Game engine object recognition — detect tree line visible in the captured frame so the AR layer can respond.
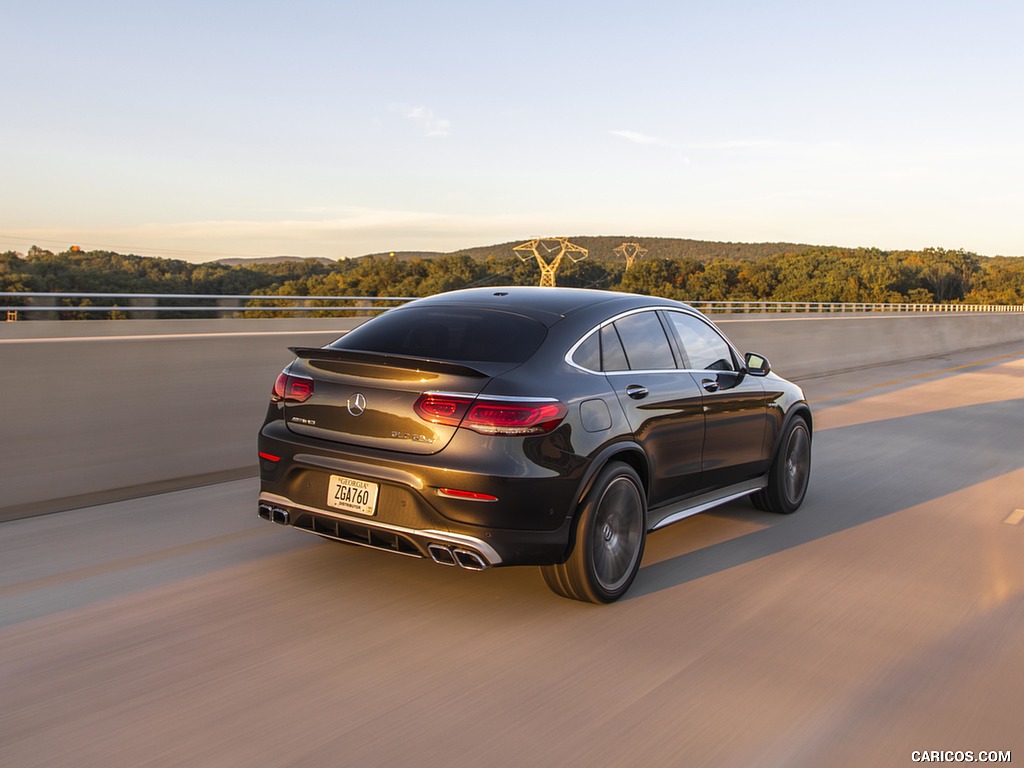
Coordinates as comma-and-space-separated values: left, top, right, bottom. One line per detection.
2, 242, 1023, 318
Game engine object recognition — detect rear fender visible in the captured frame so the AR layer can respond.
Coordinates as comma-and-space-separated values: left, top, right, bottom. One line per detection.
552, 442, 648, 563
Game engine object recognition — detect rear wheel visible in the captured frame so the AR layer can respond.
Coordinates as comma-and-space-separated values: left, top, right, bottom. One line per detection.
752, 415, 811, 514
541, 462, 646, 603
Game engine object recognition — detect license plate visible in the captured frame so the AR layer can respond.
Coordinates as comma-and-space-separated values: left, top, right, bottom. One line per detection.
327, 475, 378, 516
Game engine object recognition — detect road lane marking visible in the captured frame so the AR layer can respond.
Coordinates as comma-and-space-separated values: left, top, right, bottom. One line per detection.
1004, 509, 1024, 526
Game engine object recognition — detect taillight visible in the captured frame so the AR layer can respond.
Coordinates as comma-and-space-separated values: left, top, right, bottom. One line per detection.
271, 371, 314, 403
414, 394, 473, 425
414, 393, 566, 436
272, 372, 287, 401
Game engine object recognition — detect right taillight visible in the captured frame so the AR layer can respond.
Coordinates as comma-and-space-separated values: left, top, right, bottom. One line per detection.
271, 371, 314, 403
414, 393, 566, 436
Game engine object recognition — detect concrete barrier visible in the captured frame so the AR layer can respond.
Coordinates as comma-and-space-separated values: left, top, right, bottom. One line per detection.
2, 312, 1023, 521
716, 312, 1024, 379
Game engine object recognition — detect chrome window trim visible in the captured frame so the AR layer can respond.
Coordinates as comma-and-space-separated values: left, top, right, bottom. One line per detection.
564, 307, 743, 376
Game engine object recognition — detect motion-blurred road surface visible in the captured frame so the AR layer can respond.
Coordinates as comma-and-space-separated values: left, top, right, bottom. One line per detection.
2, 345, 1022, 767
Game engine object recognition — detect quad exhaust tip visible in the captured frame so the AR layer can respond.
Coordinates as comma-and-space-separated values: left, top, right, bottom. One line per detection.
259, 505, 487, 568
427, 543, 457, 566
258, 504, 290, 525
428, 543, 489, 571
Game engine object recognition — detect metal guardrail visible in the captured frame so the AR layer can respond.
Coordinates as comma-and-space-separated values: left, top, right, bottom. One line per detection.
0, 293, 415, 318
1, 292, 1022, 319
688, 300, 1024, 314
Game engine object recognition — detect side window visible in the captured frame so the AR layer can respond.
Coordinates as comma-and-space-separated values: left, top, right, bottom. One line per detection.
600, 325, 629, 371
612, 312, 676, 371
571, 332, 600, 371
666, 313, 736, 371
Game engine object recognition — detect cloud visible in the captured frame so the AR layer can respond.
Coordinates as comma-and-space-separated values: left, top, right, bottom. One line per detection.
610, 129, 690, 164
0, 208, 564, 261
610, 130, 664, 146
686, 139, 785, 151
401, 106, 451, 138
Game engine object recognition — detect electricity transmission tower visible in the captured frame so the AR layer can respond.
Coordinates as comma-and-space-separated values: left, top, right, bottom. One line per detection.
614, 242, 648, 269
513, 237, 588, 287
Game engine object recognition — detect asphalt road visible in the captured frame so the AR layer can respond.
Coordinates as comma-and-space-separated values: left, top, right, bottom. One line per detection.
2, 344, 1023, 768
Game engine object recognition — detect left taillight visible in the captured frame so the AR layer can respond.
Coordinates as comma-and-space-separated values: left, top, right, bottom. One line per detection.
271, 371, 314, 403
414, 393, 566, 436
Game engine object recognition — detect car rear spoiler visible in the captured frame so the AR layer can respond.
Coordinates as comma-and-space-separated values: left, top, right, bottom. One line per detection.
288, 346, 489, 378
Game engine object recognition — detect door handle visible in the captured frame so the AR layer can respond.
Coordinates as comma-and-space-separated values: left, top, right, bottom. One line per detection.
701, 378, 720, 393
625, 384, 649, 400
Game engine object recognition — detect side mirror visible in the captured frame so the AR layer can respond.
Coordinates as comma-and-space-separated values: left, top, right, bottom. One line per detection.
744, 352, 771, 377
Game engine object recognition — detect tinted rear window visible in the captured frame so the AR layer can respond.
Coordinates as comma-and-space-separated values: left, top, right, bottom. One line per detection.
331, 307, 547, 364
613, 312, 675, 370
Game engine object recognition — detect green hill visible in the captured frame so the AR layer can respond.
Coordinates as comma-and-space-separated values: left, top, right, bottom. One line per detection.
350, 237, 813, 265
3, 240, 1022, 315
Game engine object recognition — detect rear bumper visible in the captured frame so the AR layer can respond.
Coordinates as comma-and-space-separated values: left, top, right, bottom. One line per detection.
258, 419, 582, 566
257, 490, 574, 567
260, 415, 582, 511
259, 491, 503, 568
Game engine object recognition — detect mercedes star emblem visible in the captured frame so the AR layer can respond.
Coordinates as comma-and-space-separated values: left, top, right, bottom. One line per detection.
347, 393, 367, 417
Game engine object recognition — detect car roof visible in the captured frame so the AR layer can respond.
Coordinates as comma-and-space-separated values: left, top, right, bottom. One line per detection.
400, 286, 688, 325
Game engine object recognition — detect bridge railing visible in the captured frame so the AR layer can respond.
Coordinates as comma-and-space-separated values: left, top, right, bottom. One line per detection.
0, 292, 416, 319
2, 292, 1023, 319
688, 300, 1024, 314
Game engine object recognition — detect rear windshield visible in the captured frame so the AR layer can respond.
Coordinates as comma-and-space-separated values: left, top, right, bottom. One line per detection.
331, 307, 547, 364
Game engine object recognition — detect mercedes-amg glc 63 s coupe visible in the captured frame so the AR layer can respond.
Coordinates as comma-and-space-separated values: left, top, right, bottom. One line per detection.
257, 287, 811, 603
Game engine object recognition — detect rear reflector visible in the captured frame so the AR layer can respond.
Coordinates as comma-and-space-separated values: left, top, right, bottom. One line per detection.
415, 393, 566, 436
258, 451, 281, 462
271, 371, 314, 403
438, 488, 499, 502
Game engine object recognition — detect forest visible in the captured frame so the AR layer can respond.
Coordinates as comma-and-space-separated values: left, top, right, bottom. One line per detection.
2, 238, 1024, 319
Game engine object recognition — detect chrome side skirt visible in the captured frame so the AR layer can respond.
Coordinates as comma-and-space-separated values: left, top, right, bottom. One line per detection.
648, 476, 767, 532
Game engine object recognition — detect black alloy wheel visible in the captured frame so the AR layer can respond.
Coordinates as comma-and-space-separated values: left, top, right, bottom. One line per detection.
753, 416, 811, 514
542, 462, 647, 603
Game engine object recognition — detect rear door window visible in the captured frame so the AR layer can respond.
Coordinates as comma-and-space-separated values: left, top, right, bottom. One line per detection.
612, 312, 676, 371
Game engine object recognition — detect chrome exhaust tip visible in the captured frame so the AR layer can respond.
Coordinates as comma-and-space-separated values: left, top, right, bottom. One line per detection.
271, 508, 289, 525
427, 543, 457, 566
258, 503, 273, 521
453, 549, 488, 571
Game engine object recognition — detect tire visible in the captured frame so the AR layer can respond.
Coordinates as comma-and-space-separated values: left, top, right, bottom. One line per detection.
541, 462, 647, 603
752, 415, 811, 514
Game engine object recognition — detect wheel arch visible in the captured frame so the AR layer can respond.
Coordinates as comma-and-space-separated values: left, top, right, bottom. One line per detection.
771, 403, 812, 462
554, 442, 648, 562
573, 442, 649, 509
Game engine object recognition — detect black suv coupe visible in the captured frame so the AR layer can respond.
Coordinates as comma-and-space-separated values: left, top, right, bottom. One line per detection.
257, 287, 811, 602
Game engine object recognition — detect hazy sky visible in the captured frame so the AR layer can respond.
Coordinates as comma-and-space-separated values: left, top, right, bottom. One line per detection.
2, 1, 1022, 262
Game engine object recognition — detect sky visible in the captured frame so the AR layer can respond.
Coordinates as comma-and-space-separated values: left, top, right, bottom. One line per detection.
2, 0, 1023, 262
